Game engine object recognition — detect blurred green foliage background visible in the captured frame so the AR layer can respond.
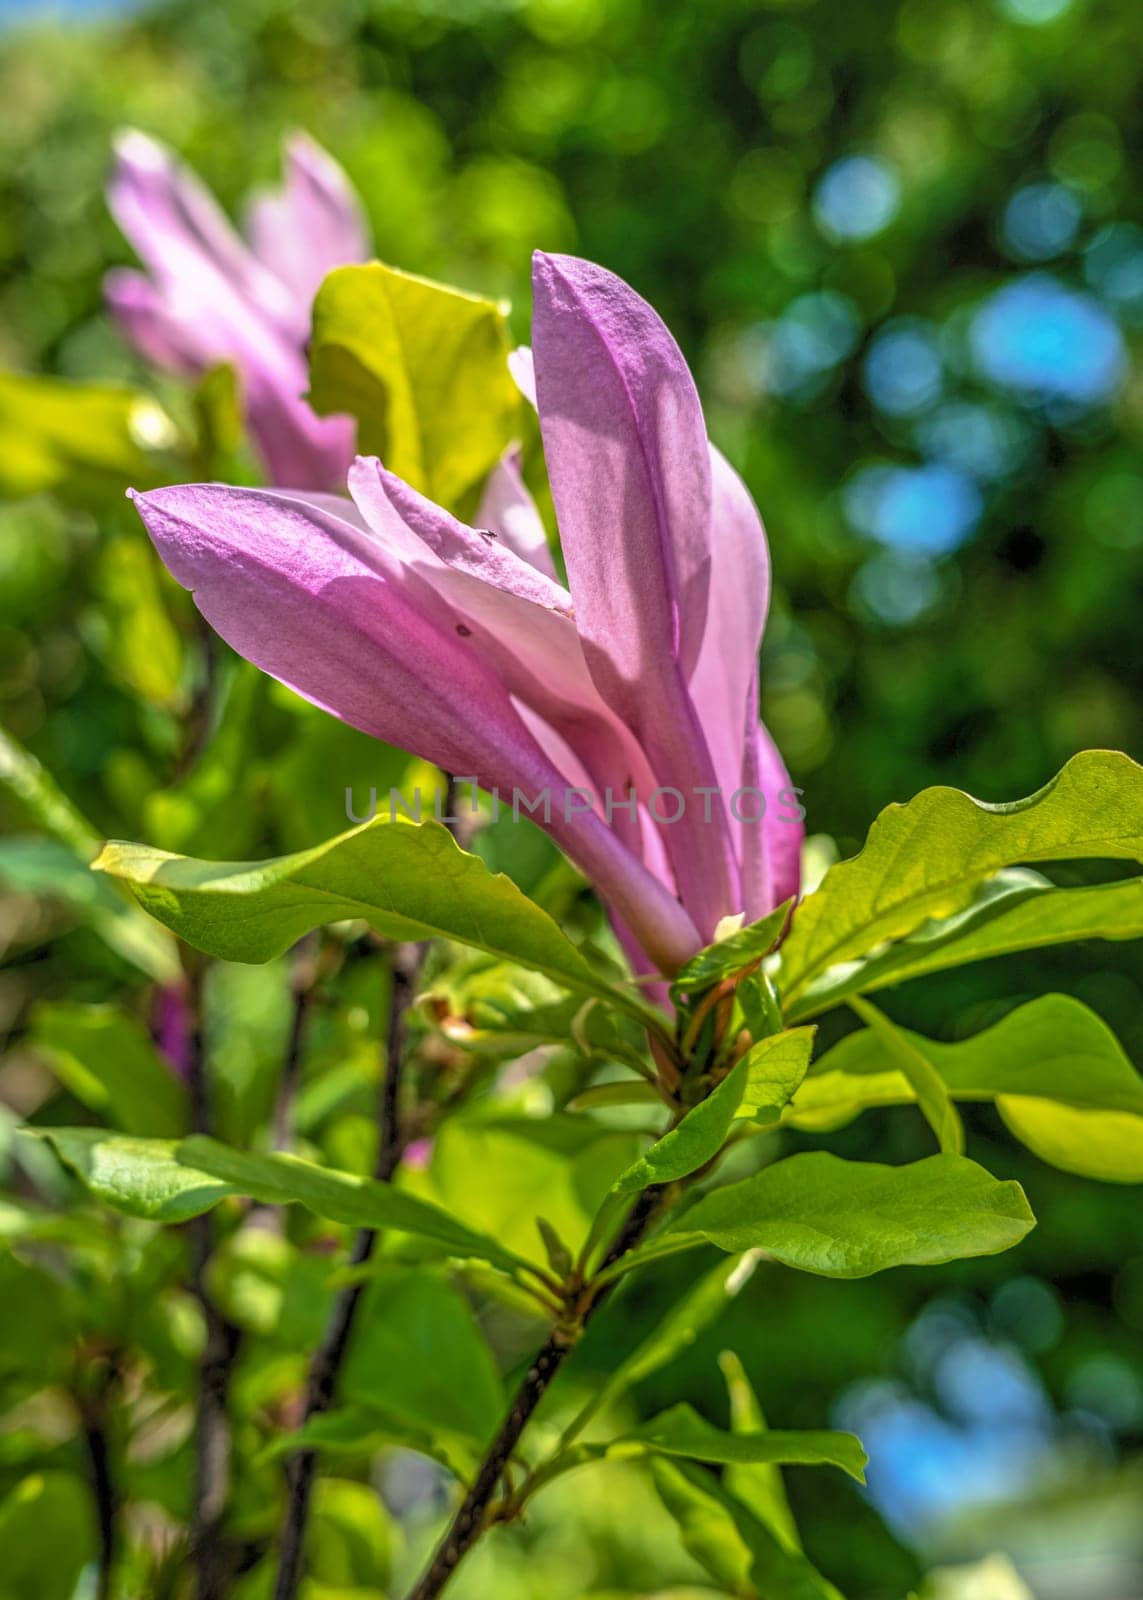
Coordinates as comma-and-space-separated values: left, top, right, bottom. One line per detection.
0, 1, 1140, 1597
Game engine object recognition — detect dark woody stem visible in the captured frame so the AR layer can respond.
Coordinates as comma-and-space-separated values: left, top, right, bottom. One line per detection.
403, 1183, 669, 1600
272, 941, 423, 1600
183, 956, 243, 1600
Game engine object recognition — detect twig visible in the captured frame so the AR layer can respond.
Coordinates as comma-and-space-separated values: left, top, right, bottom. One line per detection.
272, 941, 423, 1600
184, 956, 242, 1600
404, 1185, 668, 1600
77, 1352, 122, 1600
270, 936, 320, 1153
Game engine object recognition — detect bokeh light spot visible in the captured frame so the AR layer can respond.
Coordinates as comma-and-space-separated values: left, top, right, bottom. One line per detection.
998, 0, 1074, 22
1002, 182, 1082, 261
845, 462, 982, 553
863, 320, 943, 415
970, 274, 1126, 405
813, 155, 901, 242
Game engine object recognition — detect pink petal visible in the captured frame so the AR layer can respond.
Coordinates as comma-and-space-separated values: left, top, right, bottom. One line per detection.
106, 130, 356, 492
104, 268, 203, 375
740, 715, 803, 921
349, 458, 660, 865
245, 132, 370, 308
108, 130, 296, 334
130, 481, 701, 974
531, 251, 738, 937
476, 452, 556, 578
508, 346, 536, 407
688, 446, 771, 834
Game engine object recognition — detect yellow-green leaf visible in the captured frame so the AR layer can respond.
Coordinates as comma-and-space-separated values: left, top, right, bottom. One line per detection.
780, 751, 1143, 1010
309, 263, 520, 511
0, 369, 177, 503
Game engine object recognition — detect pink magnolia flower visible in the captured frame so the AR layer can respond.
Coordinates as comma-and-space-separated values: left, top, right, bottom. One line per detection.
106, 130, 369, 491
130, 254, 802, 978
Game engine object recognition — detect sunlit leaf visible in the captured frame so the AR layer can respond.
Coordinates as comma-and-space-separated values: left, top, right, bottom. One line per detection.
93, 818, 661, 1029
671, 901, 793, 997
341, 1269, 504, 1452
786, 872, 1143, 1022
849, 998, 964, 1155
791, 995, 1143, 1181
0, 727, 178, 981
780, 752, 1143, 1010
309, 262, 520, 511
607, 1152, 1034, 1281
410, 1114, 644, 1270
719, 1350, 801, 1552
613, 1030, 814, 1193
0, 369, 177, 503
651, 1458, 845, 1600
33, 1128, 533, 1275
564, 1255, 761, 1444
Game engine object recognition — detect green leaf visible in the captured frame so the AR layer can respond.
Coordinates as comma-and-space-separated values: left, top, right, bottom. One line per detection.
424, 960, 627, 1059
649, 1457, 756, 1596
0, 725, 100, 858
410, 1114, 645, 1270
790, 995, 1143, 1182
209, 1227, 335, 1345
607, 1152, 1035, 1281
32, 1128, 533, 1275
849, 998, 964, 1155
779, 751, 1143, 1009
0, 1472, 97, 1600
563, 1255, 761, 1446
651, 1458, 845, 1600
0, 727, 178, 981
309, 262, 520, 511
533, 1400, 864, 1503
308, 1478, 397, 1592
671, 901, 793, 997
786, 871, 1143, 1022
718, 1350, 801, 1552
262, 1404, 473, 1482
92, 817, 661, 1030
0, 369, 177, 503
0, 835, 179, 981
567, 1081, 663, 1111
31, 1003, 188, 1137
92, 532, 185, 709
341, 1270, 505, 1453
627, 1404, 865, 1480
613, 1030, 815, 1193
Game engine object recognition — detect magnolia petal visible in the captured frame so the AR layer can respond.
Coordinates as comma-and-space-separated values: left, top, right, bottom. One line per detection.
532, 251, 737, 937
108, 130, 295, 333
130, 482, 700, 974
689, 446, 771, 832
104, 268, 203, 375
348, 458, 659, 863
476, 451, 557, 578
245, 132, 369, 307
508, 345, 537, 407
107, 130, 355, 491
350, 457, 571, 615
740, 717, 804, 921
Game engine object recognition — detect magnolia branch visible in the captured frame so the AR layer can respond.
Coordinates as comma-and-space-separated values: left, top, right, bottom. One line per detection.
273, 940, 423, 1600
404, 1183, 668, 1600
183, 956, 243, 1600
